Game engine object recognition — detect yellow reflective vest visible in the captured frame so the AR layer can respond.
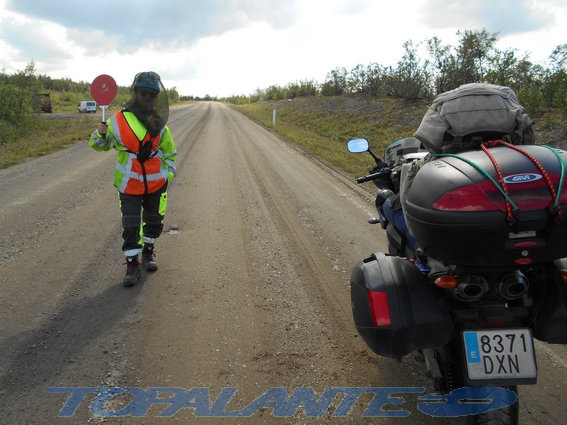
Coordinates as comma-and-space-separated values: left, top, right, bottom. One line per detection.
89, 111, 177, 195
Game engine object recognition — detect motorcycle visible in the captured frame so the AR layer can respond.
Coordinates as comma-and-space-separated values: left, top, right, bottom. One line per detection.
347, 136, 567, 424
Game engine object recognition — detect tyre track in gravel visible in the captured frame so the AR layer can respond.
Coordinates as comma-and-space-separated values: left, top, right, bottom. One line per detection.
228, 111, 354, 327
90, 102, 445, 425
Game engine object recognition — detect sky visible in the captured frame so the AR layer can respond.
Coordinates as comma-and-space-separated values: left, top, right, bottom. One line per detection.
0, 0, 565, 98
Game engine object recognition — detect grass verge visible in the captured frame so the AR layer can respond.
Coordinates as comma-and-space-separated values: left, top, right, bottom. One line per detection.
0, 115, 99, 169
232, 94, 430, 177
2, 97, 564, 177
233, 95, 567, 179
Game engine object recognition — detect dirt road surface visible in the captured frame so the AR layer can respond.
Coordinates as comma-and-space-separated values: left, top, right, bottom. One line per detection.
1, 102, 567, 424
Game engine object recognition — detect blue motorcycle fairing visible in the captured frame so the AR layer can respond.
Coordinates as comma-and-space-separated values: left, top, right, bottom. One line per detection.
383, 196, 418, 249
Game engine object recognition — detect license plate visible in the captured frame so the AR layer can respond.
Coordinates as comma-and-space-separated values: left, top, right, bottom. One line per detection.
463, 329, 537, 383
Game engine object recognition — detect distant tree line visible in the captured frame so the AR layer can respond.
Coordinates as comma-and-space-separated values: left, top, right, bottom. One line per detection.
222, 29, 567, 113
0, 62, 182, 146
1, 29, 565, 147
182, 94, 218, 101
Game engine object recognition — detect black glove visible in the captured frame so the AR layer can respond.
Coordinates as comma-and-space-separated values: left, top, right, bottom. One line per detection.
137, 140, 153, 163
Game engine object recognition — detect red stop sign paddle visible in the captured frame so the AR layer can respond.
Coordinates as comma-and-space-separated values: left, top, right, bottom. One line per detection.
90, 74, 118, 122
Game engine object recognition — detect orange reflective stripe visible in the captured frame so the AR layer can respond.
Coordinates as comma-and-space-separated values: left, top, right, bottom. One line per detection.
114, 112, 159, 152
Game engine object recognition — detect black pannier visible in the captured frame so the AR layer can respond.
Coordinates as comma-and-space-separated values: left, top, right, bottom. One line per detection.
351, 253, 453, 359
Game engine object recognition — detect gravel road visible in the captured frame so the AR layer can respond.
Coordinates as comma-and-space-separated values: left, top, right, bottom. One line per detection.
1, 102, 566, 424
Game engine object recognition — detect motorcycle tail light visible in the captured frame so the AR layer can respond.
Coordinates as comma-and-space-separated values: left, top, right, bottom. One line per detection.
433, 185, 500, 211
435, 275, 458, 288
561, 270, 567, 284
433, 174, 567, 212
367, 290, 391, 327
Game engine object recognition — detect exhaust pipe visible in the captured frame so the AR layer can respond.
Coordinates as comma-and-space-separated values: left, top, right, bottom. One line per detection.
498, 271, 529, 300
454, 276, 489, 302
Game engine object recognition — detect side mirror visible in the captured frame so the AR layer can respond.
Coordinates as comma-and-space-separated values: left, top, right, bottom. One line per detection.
347, 138, 369, 153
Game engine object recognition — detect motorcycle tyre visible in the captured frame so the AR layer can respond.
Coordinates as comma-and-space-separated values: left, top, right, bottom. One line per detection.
438, 344, 520, 425
386, 231, 520, 423
447, 386, 519, 425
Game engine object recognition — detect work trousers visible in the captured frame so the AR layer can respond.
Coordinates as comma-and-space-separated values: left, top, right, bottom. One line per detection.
119, 181, 168, 257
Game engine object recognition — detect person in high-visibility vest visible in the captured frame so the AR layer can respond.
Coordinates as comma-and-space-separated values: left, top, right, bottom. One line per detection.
90, 72, 177, 286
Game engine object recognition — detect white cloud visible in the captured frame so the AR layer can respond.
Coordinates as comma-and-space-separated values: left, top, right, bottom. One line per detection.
336, 0, 369, 15
5, 0, 300, 52
418, 0, 554, 35
411, 0, 566, 64
1, 0, 565, 97
66, 28, 119, 57
0, 9, 73, 70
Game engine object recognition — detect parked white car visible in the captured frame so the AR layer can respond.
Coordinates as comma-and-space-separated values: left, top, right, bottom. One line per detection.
78, 101, 97, 113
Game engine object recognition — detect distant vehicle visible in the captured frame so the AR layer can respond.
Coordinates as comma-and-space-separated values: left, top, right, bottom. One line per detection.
78, 101, 97, 113
40, 93, 52, 113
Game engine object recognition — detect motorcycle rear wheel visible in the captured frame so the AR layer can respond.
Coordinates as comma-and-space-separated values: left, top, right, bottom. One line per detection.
437, 344, 520, 425
447, 386, 518, 425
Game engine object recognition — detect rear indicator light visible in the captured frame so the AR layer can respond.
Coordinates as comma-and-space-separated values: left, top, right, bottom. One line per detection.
435, 275, 458, 288
367, 290, 391, 327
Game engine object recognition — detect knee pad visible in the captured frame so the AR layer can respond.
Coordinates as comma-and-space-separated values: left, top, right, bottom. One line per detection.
142, 211, 164, 238
142, 211, 163, 225
122, 215, 140, 228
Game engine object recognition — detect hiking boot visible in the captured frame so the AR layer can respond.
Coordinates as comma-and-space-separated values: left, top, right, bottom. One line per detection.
123, 255, 141, 286
142, 245, 158, 271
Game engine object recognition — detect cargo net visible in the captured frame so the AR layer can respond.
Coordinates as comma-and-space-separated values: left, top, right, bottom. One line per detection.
431, 140, 565, 227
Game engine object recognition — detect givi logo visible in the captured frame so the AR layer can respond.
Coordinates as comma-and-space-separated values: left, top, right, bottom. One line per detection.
503, 173, 543, 184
